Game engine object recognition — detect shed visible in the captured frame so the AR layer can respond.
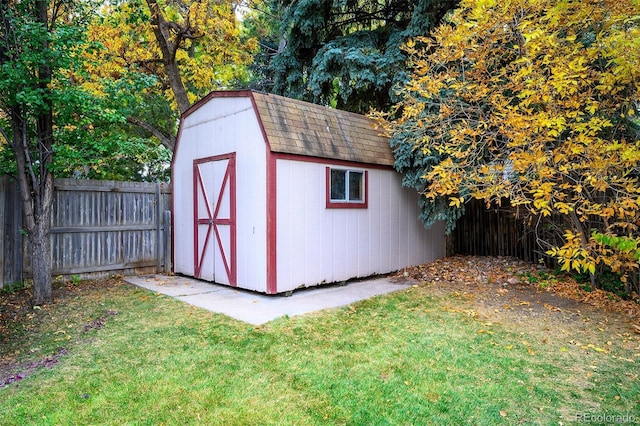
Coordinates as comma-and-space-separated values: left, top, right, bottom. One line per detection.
172, 90, 445, 294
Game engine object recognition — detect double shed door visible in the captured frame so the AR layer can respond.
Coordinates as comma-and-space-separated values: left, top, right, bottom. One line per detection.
193, 153, 237, 286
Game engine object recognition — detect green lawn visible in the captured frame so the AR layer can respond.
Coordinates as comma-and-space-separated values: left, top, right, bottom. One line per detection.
1, 280, 638, 425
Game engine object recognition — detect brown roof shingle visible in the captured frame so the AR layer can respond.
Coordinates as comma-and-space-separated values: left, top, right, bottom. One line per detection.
250, 92, 394, 167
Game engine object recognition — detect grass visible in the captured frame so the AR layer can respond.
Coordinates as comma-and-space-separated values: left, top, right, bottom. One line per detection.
1, 280, 639, 425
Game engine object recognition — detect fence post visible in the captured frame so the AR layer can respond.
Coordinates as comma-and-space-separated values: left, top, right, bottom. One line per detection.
155, 182, 162, 273
0, 176, 4, 289
163, 210, 172, 274
0, 176, 4, 288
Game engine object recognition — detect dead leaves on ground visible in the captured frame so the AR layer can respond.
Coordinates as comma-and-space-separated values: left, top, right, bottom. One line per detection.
401, 256, 640, 362
403, 256, 640, 325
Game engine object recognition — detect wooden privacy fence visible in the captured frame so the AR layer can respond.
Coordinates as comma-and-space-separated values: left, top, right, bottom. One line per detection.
0, 177, 172, 289
451, 198, 543, 263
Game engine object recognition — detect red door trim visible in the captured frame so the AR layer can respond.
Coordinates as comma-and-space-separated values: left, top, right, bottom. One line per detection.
193, 153, 237, 286
265, 151, 277, 294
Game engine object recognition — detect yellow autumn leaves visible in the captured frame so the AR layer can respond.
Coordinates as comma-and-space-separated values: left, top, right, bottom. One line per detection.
82, 0, 256, 111
376, 0, 640, 282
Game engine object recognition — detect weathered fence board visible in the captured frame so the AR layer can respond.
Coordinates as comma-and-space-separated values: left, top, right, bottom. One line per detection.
0, 176, 23, 287
0, 177, 171, 288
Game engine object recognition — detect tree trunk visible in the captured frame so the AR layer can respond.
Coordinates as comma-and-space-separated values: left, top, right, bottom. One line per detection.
146, 0, 192, 116
19, 0, 55, 305
11, 103, 55, 306
30, 220, 52, 305
570, 210, 596, 288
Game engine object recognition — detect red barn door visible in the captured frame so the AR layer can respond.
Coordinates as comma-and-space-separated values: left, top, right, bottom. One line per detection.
193, 154, 236, 286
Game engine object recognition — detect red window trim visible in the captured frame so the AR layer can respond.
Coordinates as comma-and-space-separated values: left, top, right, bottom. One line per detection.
326, 167, 368, 209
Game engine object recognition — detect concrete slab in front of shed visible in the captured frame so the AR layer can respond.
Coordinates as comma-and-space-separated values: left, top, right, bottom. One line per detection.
124, 275, 414, 325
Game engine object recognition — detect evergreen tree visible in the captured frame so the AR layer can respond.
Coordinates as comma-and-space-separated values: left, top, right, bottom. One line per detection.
261, 0, 459, 113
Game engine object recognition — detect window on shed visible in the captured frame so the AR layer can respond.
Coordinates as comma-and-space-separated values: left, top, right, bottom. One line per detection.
326, 167, 367, 209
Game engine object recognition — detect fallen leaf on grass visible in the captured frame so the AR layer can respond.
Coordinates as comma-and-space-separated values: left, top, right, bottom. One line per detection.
543, 303, 561, 312
581, 343, 608, 353
442, 306, 478, 317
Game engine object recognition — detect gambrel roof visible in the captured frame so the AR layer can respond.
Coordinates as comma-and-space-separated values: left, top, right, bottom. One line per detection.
184, 90, 395, 167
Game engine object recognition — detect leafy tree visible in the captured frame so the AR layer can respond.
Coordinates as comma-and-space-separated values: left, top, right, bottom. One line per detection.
264, 0, 459, 113
84, 0, 258, 150
0, 0, 103, 304
375, 0, 640, 291
241, 0, 286, 92
1, 53, 171, 183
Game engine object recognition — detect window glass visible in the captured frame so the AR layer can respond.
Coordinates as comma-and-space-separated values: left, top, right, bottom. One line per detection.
330, 169, 346, 200
329, 168, 365, 205
348, 171, 363, 201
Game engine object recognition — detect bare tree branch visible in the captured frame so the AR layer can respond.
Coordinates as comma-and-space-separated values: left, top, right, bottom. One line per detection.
126, 115, 175, 150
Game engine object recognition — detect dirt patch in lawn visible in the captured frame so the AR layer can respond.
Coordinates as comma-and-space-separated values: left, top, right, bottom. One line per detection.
0, 278, 125, 387
400, 256, 640, 340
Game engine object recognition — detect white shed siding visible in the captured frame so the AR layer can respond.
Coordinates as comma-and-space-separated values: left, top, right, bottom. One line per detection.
174, 90, 445, 294
275, 159, 325, 288
173, 97, 269, 291
275, 158, 445, 292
